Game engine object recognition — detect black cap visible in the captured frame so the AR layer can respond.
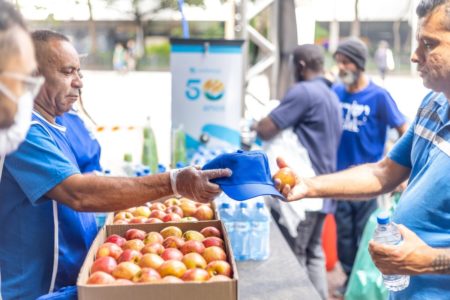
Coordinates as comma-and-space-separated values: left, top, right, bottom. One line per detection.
334, 37, 368, 70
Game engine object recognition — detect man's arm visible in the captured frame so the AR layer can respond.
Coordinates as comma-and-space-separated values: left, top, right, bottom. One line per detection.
369, 225, 450, 275
47, 167, 231, 212
254, 116, 280, 141
277, 156, 411, 202
396, 122, 409, 137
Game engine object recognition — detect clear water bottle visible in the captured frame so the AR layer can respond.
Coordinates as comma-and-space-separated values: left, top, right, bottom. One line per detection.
373, 211, 410, 291
142, 117, 159, 174
122, 153, 134, 177
218, 202, 235, 240
233, 202, 251, 261
250, 202, 270, 260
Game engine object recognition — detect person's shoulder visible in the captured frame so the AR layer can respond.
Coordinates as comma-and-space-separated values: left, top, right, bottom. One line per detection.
419, 91, 446, 108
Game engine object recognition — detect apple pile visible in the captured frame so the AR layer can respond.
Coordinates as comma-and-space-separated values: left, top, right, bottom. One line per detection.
113, 198, 215, 225
87, 225, 233, 285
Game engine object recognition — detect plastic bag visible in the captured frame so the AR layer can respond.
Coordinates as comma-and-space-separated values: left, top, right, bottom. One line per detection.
345, 193, 401, 300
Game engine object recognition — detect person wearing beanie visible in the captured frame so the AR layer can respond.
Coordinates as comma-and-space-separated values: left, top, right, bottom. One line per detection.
254, 44, 342, 299
330, 37, 408, 297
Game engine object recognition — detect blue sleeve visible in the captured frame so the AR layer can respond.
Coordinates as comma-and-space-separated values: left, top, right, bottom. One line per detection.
387, 123, 414, 168
4, 124, 80, 205
269, 84, 310, 129
378, 90, 406, 127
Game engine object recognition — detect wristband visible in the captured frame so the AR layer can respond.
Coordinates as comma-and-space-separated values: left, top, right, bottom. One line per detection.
169, 169, 182, 198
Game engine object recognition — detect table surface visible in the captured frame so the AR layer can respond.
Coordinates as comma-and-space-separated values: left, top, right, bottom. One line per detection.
236, 217, 321, 300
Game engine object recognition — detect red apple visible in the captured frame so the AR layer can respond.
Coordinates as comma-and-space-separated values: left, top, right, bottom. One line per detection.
96, 242, 123, 260
117, 249, 143, 264
181, 268, 210, 282
203, 246, 227, 263
164, 198, 181, 207
160, 226, 183, 239
162, 236, 185, 249
141, 242, 165, 255
150, 202, 166, 211
273, 167, 296, 190
182, 252, 207, 269
165, 205, 183, 217
133, 206, 151, 218
139, 253, 165, 269
91, 256, 117, 274
182, 230, 204, 242
129, 216, 148, 224
143, 232, 164, 245
135, 267, 161, 283
162, 213, 182, 223
180, 240, 205, 255
145, 218, 163, 224
206, 260, 232, 277
157, 260, 187, 278
123, 239, 145, 252
202, 237, 225, 249
87, 271, 115, 285
200, 226, 222, 238
114, 211, 133, 221
105, 234, 127, 247
208, 274, 231, 282
125, 229, 146, 241
149, 210, 167, 220
112, 262, 142, 280
161, 248, 183, 261
160, 275, 184, 283
193, 205, 214, 220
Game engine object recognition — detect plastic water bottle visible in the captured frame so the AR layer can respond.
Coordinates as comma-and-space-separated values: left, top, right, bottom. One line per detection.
142, 117, 159, 174
233, 202, 251, 261
122, 153, 134, 177
171, 124, 187, 168
250, 202, 270, 260
218, 202, 235, 240
373, 211, 410, 291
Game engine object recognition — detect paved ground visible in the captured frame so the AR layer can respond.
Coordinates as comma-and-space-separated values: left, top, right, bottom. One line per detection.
81, 71, 429, 173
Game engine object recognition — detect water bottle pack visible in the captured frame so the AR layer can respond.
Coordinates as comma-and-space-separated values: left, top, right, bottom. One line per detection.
373, 211, 410, 292
217, 194, 270, 261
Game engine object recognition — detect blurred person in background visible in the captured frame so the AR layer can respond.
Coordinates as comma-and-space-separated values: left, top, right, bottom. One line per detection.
0, 29, 231, 300
275, 1, 450, 298
332, 37, 407, 297
374, 40, 395, 82
254, 44, 342, 299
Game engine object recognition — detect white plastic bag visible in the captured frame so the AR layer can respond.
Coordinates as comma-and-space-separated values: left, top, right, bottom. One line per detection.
263, 128, 323, 238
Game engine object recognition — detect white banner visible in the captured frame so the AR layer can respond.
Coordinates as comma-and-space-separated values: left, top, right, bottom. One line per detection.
170, 39, 244, 157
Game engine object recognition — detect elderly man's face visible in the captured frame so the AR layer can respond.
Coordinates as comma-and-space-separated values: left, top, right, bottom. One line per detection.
37, 39, 83, 117
334, 53, 360, 86
412, 5, 450, 94
0, 28, 37, 128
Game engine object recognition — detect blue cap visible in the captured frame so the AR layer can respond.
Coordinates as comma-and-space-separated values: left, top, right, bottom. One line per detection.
202, 150, 286, 201
377, 211, 390, 225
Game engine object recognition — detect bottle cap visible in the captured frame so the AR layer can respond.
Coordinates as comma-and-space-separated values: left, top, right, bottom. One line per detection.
377, 211, 390, 225
256, 202, 264, 208
123, 153, 133, 162
104, 169, 111, 175
239, 202, 248, 208
221, 203, 230, 209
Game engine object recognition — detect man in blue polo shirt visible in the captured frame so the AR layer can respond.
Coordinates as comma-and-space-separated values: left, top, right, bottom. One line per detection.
0, 30, 231, 300
275, 1, 450, 298
331, 37, 407, 295
255, 44, 342, 299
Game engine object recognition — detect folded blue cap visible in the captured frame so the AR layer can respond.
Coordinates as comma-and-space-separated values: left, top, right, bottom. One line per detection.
202, 150, 286, 201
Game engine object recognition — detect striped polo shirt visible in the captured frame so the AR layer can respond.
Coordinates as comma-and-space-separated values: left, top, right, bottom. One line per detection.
388, 92, 450, 299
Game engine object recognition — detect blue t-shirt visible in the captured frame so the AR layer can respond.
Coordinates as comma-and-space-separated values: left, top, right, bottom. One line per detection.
388, 92, 450, 300
270, 77, 342, 176
56, 110, 102, 173
334, 81, 405, 170
0, 112, 97, 300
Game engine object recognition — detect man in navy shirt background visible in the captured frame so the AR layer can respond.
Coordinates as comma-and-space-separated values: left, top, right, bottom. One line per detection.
331, 37, 407, 296
255, 44, 342, 299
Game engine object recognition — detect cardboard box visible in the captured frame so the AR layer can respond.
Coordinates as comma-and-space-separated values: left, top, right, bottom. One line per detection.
77, 220, 238, 300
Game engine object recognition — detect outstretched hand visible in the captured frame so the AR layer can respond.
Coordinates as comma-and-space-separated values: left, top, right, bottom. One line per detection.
273, 157, 309, 202
175, 166, 232, 203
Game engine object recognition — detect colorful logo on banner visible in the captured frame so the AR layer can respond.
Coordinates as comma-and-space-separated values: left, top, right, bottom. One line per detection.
185, 78, 225, 102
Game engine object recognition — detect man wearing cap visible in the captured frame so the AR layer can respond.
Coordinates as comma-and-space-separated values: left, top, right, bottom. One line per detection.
0, 29, 231, 300
277, 1, 450, 298
331, 37, 407, 295
254, 44, 342, 299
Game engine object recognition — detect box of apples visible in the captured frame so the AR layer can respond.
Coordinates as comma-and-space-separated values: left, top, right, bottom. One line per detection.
77, 220, 237, 300
110, 197, 216, 225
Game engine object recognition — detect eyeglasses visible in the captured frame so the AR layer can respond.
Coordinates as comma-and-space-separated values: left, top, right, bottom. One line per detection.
0, 72, 45, 103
